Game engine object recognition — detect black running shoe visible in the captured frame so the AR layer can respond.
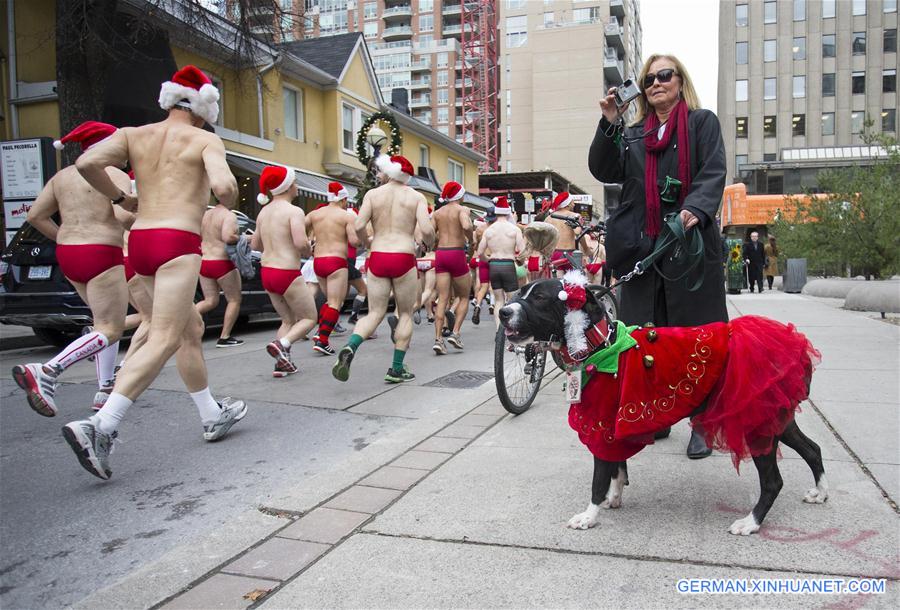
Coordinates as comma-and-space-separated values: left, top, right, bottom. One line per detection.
216, 336, 244, 348
472, 305, 481, 325
332, 346, 355, 382
313, 340, 335, 356
384, 365, 415, 383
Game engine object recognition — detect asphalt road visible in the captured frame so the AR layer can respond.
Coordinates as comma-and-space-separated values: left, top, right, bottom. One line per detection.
0, 311, 501, 608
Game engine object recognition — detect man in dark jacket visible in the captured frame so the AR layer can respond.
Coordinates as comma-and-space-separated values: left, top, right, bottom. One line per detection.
742, 231, 766, 293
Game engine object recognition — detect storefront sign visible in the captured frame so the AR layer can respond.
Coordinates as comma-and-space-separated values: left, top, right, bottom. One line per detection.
1, 140, 45, 200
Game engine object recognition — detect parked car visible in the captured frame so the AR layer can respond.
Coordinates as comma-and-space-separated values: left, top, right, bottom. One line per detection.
0, 211, 274, 347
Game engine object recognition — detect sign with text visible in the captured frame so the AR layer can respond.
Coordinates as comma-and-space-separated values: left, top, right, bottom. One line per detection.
1, 139, 46, 200
4, 200, 34, 229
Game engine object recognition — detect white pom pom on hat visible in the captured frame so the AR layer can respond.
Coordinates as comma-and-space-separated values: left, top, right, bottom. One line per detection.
257, 193, 271, 205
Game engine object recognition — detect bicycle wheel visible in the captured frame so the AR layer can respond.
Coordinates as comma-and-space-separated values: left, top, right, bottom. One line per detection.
494, 326, 547, 414
587, 284, 620, 323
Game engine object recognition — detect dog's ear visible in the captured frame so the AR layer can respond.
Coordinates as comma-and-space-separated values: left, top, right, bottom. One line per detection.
581, 286, 608, 326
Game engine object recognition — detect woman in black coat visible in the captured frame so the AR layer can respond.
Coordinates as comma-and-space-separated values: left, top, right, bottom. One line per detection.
588, 53, 727, 459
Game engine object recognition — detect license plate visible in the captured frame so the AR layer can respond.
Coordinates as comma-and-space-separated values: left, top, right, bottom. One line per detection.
27, 265, 52, 280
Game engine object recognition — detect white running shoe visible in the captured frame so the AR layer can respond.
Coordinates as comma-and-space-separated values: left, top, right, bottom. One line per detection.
12, 363, 60, 417
62, 418, 116, 480
92, 384, 113, 411
202, 398, 248, 442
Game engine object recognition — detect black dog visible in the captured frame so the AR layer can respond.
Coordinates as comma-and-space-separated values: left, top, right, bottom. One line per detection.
499, 278, 828, 535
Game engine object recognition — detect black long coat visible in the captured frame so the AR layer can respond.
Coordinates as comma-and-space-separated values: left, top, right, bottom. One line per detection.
588, 109, 728, 327
743, 240, 766, 274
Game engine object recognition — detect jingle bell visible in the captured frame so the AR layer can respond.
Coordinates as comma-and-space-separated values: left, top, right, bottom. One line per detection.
647, 330, 658, 342
643, 355, 655, 368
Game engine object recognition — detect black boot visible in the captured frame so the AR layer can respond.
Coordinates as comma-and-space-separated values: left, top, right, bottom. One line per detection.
653, 426, 671, 440
687, 429, 712, 459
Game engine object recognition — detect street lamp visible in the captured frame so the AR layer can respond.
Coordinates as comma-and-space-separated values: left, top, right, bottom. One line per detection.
365, 125, 388, 185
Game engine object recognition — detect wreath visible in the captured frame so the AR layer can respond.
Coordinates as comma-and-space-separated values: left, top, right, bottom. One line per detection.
355, 111, 403, 167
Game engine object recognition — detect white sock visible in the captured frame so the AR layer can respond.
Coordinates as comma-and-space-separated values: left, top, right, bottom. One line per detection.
190, 387, 221, 423
95, 341, 119, 387
47, 331, 109, 371
94, 392, 133, 434
279, 337, 291, 350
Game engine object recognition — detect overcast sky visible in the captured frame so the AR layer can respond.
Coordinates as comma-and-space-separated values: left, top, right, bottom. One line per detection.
639, 0, 721, 114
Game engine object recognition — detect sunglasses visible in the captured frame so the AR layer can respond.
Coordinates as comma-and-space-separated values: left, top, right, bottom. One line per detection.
642, 68, 679, 90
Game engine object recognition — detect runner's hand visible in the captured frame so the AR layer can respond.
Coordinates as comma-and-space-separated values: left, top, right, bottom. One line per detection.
119, 193, 138, 213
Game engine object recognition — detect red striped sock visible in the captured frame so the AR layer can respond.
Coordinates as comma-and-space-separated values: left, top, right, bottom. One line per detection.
317, 305, 340, 344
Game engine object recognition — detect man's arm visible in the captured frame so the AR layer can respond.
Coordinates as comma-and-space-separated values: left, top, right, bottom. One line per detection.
113, 205, 136, 230
354, 195, 373, 249
201, 137, 238, 208
459, 207, 474, 247
476, 227, 489, 257
220, 209, 239, 245
75, 130, 137, 211
26, 179, 60, 241
290, 209, 311, 257
345, 214, 360, 248
250, 224, 262, 252
415, 196, 435, 250
514, 227, 526, 256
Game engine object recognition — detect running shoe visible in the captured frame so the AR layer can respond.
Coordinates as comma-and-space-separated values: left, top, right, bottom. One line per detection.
313, 340, 335, 356
333, 323, 347, 336
92, 384, 113, 411
216, 336, 244, 348
413, 309, 422, 325
387, 314, 399, 344
442, 310, 455, 338
266, 340, 291, 366
348, 312, 359, 325
202, 398, 248, 442
332, 346, 355, 382
12, 363, 60, 417
385, 365, 415, 383
447, 333, 464, 350
432, 339, 447, 355
489, 304, 495, 315
472, 305, 481, 325
273, 359, 298, 378
62, 418, 116, 480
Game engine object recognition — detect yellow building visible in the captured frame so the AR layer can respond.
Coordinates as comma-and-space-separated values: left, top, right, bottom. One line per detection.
0, 0, 488, 225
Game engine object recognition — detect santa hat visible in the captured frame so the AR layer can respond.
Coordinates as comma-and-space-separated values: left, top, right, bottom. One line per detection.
552, 191, 575, 210
557, 270, 592, 358
257, 165, 296, 205
53, 121, 117, 152
439, 181, 465, 204
327, 181, 349, 202
158, 65, 220, 125
493, 195, 512, 215
375, 154, 414, 184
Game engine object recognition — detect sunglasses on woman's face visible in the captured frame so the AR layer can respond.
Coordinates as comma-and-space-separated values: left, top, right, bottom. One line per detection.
642, 68, 678, 90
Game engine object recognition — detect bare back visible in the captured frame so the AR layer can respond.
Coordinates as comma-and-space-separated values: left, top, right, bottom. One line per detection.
307, 204, 355, 258
547, 209, 581, 250
255, 200, 306, 270
362, 182, 428, 254
200, 205, 236, 260
432, 203, 472, 249
483, 218, 524, 260
50, 166, 131, 247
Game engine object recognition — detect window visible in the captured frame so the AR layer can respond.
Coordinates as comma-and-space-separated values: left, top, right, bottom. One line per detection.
364, 22, 378, 38
437, 89, 448, 104
341, 103, 354, 151
852, 71, 865, 94
822, 34, 836, 58
736, 41, 748, 65
852, 0, 865, 15
887, 0, 898, 12
447, 158, 464, 183
506, 15, 527, 47
851, 111, 865, 134
764, 39, 776, 62
885, 69, 897, 93
883, 109, 897, 132
764, 78, 776, 100
419, 15, 433, 32
543, 12, 554, 26
506, 89, 511, 117
437, 52, 448, 68
763, 153, 777, 162
505, 54, 510, 75
822, 0, 835, 18
736, 79, 748, 102
822, 113, 835, 136
852, 32, 866, 55
283, 87, 303, 141
207, 75, 224, 125
736, 154, 748, 169
364, 2, 376, 19
736, 4, 748, 26
763, 115, 776, 137
419, 0, 433, 12
794, 0, 805, 21
506, 125, 512, 153
573, 7, 600, 23
506, 0, 527, 9
418, 34, 433, 45
823, 73, 835, 96
793, 76, 805, 98
886, 29, 897, 53
792, 114, 805, 136
764, 1, 776, 23
736, 117, 748, 138
437, 70, 448, 87
437, 107, 448, 124
792, 37, 806, 60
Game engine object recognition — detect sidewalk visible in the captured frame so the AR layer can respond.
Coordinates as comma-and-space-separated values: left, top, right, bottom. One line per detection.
78, 293, 899, 609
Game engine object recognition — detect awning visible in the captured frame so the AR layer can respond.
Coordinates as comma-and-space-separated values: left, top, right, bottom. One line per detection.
226, 152, 359, 202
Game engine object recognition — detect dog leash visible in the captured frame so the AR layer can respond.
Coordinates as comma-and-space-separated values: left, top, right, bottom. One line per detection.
615, 212, 705, 291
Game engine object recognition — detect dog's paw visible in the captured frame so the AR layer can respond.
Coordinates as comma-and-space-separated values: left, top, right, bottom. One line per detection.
600, 496, 621, 509
567, 504, 601, 530
728, 513, 760, 536
601, 471, 626, 509
803, 475, 828, 504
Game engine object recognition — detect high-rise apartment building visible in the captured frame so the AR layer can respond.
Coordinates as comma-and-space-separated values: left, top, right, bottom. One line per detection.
499, 0, 643, 215
718, 0, 898, 193
293, 1, 499, 169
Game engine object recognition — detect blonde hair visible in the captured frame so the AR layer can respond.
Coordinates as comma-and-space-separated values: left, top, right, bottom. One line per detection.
630, 53, 701, 126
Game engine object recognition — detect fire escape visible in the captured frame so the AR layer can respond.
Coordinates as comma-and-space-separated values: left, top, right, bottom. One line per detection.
459, 0, 499, 172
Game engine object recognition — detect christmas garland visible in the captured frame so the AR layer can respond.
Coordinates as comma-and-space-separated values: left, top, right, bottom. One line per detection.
355, 111, 403, 167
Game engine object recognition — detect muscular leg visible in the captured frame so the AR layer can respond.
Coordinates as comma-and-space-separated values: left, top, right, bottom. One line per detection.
218, 269, 242, 339
283, 277, 318, 345
325, 271, 349, 315
121, 275, 153, 365
450, 273, 471, 334
492, 288, 508, 329
174, 308, 208, 392
422, 270, 436, 321
433, 272, 451, 342
390, 268, 419, 352
353, 274, 391, 340
268, 293, 297, 341
194, 275, 221, 315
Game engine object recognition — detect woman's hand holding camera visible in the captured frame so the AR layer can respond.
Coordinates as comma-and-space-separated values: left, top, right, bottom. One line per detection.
599, 87, 627, 123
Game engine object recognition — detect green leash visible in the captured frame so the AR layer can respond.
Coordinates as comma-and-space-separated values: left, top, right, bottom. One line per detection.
617, 213, 706, 291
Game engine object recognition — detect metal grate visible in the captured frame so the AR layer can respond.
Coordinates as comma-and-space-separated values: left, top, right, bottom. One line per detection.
424, 370, 495, 389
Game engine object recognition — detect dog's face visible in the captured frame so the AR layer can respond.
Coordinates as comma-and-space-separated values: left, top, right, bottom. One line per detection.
499, 279, 570, 344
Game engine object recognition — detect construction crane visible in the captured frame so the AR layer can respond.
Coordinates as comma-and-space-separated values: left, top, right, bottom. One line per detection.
459, 0, 499, 172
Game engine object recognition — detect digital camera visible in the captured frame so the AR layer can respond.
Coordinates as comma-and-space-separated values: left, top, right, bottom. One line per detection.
613, 78, 641, 107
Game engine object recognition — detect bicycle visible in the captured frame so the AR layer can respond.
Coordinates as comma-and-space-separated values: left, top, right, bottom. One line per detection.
494, 217, 620, 414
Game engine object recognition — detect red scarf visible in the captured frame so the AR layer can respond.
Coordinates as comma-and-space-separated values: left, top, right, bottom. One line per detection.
643, 99, 691, 238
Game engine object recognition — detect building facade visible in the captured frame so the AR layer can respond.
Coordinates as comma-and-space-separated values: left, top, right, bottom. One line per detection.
717, 0, 898, 193
499, 0, 643, 217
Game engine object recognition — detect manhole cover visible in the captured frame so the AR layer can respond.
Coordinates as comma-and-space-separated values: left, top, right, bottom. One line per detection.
424, 370, 494, 389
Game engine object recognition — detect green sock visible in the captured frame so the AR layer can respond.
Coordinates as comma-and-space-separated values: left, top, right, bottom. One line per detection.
348, 334, 364, 352
392, 348, 406, 371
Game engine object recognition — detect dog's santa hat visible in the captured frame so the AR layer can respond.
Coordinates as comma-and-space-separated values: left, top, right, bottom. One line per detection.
439, 181, 465, 204
53, 121, 117, 152
327, 181, 349, 202
257, 165, 296, 205
493, 195, 512, 215
552, 191, 575, 210
158, 65, 220, 125
375, 154, 414, 184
